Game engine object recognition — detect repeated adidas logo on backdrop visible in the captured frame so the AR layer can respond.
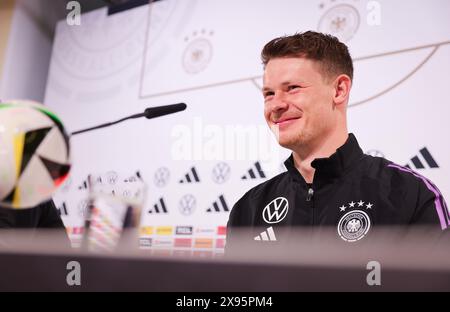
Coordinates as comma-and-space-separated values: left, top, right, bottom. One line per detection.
405, 147, 439, 170
366, 146, 440, 171
57, 202, 69, 216
206, 195, 229, 213
241, 161, 266, 180
155, 161, 269, 189
179, 167, 201, 183
146, 195, 231, 216
148, 198, 168, 214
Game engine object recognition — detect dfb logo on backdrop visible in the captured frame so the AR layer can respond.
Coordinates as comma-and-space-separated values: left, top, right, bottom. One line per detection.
317, 1, 381, 44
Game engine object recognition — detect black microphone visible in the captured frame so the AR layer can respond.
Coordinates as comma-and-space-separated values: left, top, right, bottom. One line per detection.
71, 103, 187, 136
144, 103, 187, 119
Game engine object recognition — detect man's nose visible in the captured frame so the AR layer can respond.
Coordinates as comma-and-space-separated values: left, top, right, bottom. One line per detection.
269, 93, 289, 112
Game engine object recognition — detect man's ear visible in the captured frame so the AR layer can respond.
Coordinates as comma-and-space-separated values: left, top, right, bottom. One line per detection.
333, 74, 352, 107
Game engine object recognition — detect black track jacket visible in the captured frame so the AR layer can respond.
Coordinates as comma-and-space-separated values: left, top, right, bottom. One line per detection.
0, 200, 65, 228
227, 133, 448, 245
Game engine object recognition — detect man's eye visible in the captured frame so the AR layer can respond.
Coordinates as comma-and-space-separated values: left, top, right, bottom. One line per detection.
288, 85, 300, 91
264, 92, 274, 98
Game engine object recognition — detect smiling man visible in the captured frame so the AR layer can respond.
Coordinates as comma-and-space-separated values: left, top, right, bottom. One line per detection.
226, 31, 448, 249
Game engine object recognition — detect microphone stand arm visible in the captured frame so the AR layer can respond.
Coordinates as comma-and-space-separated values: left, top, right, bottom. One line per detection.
71, 112, 145, 136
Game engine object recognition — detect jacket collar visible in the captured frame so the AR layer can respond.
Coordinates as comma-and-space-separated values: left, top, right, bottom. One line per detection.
284, 133, 364, 187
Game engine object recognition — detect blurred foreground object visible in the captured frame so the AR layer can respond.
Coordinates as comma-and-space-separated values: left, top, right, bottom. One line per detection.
82, 171, 146, 252
0, 100, 71, 209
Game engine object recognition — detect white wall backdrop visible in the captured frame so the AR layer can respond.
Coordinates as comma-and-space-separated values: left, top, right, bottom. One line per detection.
44, 0, 450, 255
0, 0, 60, 102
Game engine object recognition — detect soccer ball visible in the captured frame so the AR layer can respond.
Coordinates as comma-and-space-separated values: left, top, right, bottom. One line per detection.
0, 100, 71, 209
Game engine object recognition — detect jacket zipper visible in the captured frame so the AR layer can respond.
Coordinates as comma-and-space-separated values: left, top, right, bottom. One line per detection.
306, 187, 314, 201
306, 186, 314, 225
